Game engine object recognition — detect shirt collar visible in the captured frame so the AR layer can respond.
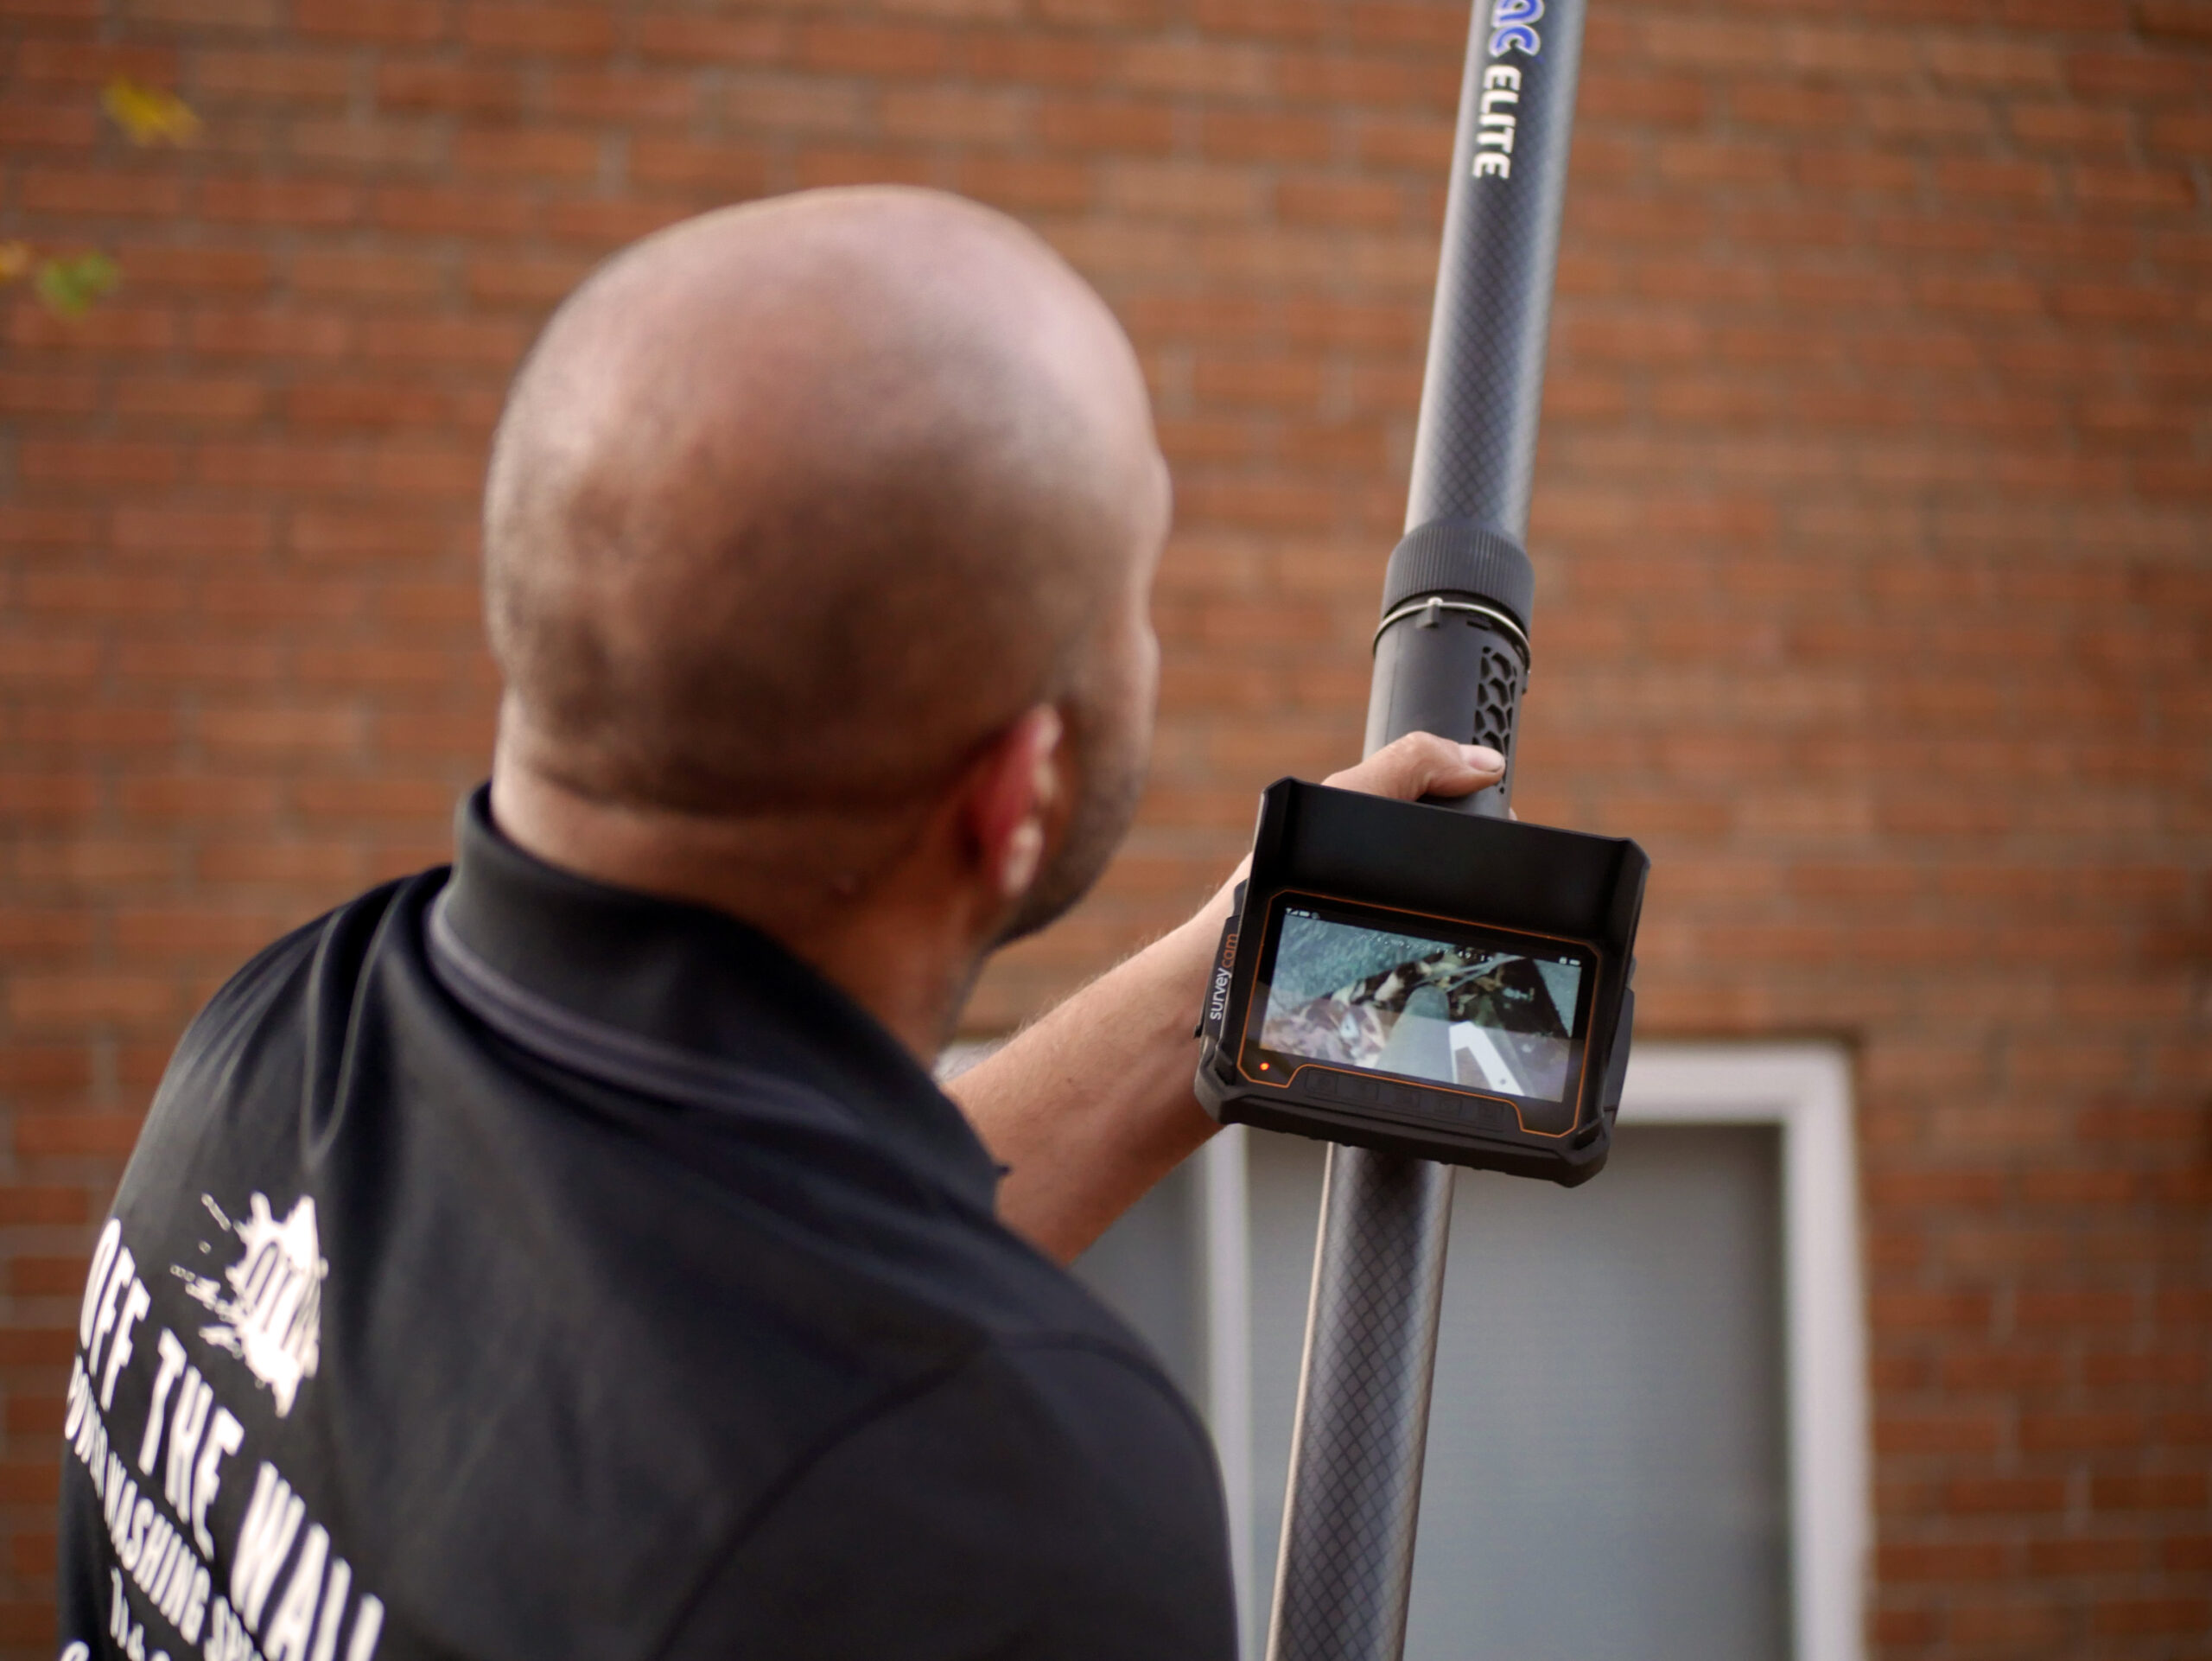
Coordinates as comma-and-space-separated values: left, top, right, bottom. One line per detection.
436, 785, 1002, 1214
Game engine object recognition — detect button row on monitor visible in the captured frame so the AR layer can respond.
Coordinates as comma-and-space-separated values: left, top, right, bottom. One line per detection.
1306, 1069, 1513, 1130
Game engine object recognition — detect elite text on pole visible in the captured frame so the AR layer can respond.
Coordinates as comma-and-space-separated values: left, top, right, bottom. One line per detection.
1263, 3, 1588, 1658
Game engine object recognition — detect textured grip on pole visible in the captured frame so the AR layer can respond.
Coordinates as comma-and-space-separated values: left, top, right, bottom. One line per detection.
1364, 614, 1525, 818
1268, 1149, 1454, 1661
1378, 520, 1535, 632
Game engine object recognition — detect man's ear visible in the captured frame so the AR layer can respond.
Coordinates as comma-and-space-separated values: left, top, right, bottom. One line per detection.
962, 706, 1065, 903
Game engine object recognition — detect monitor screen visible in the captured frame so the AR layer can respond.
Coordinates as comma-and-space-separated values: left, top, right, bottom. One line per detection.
1251, 900, 1590, 1104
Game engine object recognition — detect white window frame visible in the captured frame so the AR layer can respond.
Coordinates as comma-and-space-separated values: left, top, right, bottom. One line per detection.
1199, 1041, 1867, 1661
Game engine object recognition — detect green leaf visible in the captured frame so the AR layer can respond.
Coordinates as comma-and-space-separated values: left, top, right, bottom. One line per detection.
35, 252, 121, 319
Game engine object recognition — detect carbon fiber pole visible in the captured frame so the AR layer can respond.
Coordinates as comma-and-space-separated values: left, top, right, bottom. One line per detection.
1264, 3, 1586, 1658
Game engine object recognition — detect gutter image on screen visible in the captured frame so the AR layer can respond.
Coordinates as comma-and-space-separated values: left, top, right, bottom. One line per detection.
1255, 906, 1586, 1104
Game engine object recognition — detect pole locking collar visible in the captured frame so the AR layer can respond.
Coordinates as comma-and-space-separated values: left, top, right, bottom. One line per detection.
1371, 518, 1536, 662
1372, 595, 1531, 664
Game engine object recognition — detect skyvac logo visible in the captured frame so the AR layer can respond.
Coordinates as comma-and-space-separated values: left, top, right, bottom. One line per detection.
1475, 0, 1541, 181
1488, 0, 1541, 57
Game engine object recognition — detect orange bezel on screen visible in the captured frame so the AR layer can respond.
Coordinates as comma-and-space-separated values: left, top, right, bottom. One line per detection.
1233, 888, 1607, 1141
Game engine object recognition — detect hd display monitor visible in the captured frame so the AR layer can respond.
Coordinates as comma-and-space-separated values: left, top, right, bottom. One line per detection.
1247, 899, 1594, 1107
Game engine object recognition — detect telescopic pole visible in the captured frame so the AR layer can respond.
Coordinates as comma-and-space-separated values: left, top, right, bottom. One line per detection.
1263, 3, 1587, 1658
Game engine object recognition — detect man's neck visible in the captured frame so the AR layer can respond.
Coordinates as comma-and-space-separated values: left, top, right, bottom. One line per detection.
488, 760, 980, 1064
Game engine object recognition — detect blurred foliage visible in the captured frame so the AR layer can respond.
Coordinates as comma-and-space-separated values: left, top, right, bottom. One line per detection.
102, 76, 201, 147
33, 252, 121, 318
0, 77, 190, 320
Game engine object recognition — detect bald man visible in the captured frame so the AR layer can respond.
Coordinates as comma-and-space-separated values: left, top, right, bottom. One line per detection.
59, 189, 1505, 1661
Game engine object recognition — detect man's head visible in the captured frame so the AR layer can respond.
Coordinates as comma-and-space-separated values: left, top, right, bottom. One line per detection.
483, 188, 1169, 1045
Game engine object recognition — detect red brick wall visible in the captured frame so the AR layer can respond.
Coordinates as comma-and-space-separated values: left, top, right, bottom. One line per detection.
3, 0, 2208, 1651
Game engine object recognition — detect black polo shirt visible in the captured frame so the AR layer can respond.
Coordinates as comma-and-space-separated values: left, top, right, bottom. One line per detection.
57, 788, 1236, 1661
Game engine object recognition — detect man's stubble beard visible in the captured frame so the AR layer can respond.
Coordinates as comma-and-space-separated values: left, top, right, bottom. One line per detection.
927, 698, 1145, 1060
991, 691, 1149, 950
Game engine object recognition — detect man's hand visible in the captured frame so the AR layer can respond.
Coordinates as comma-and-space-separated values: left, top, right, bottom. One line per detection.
1323, 733, 1505, 801
949, 733, 1503, 1262
1191, 734, 1506, 919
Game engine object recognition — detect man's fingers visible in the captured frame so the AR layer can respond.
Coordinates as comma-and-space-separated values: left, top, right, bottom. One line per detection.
1320, 731, 1504, 803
